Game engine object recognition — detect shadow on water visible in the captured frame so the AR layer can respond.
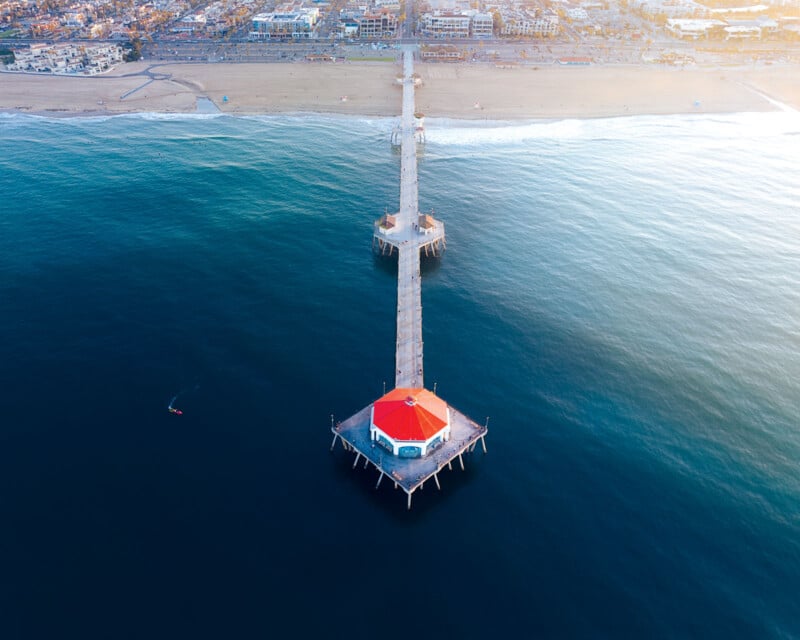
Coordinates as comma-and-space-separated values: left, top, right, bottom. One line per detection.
420, 253, 443, 276
371, 251, 444, 278
327, 444, 484, 522
371, 251, 398, 276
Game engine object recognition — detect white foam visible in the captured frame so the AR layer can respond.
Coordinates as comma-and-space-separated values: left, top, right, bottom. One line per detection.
422, 111, 800, 146
123, 111, 226, 121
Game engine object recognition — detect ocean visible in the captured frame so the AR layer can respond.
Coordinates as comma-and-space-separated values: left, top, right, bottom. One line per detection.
1, 110, 799, 638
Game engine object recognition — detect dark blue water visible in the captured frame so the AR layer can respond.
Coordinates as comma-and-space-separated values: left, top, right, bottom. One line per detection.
1, 111, 799, 638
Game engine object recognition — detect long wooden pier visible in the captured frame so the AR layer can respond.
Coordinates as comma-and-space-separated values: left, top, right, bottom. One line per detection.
396, 48, 425, 389
333, 47, 486, 509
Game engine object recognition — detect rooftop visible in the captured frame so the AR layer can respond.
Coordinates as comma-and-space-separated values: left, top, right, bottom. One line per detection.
372, 387, 448, 441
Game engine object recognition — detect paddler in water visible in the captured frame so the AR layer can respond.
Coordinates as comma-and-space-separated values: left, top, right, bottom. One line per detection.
168, 395, 183, 415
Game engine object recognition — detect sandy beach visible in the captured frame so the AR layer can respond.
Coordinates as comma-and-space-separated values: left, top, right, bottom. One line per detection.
1, 59, 799, 119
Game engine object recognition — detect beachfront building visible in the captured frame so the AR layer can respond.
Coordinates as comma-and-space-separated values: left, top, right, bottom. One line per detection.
632, 0, 708, 19
470, 12, 494, 37
249, 5, 320, 39
7, 43, 122, 74
724, 17, 779, 38
500, 11, 559, 37
421, 11, 471, 37
420, 9, 497, 37
339, 21, 359, 37
370, 388, 451, 458
665, 18, 726, 38
357, 9, 398, 38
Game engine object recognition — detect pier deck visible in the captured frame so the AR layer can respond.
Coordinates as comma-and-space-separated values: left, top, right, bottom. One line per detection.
332, 403, 487, 506
395, 47, 425, 390
333, 46, 486, 509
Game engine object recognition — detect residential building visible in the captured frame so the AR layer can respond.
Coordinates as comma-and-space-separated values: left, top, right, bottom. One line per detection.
421, 9, 493, 37
357, 9, 398, 38
250, 5, 320, 39
501, 11, 559, 37
421, 11, 471, 37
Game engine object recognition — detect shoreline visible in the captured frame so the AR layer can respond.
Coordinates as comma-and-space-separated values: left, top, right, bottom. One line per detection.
3, 107, 794, 127
1, 60, 798, 120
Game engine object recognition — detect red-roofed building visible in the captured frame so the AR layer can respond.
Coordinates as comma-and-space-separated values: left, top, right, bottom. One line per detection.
370, 388, 451, 457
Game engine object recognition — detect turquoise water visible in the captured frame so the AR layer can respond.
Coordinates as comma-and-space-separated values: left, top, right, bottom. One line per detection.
1, 111, 799, 638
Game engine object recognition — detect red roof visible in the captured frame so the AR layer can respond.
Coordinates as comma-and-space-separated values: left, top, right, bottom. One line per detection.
372, 388, 449, 442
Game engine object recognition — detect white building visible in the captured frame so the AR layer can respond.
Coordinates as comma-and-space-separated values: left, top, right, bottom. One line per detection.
421, 10, 494, 37
724, 18, 778, 38
172, 13, 207, 33
501, 11, 559, 37
250, 6, 320, 39
665, 18, 725, 38
422, 11, 471, 37
7, 43, 122, 75
471, 12, 494, 37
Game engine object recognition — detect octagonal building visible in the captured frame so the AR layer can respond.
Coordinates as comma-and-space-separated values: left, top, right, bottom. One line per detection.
370, 388, 451, 458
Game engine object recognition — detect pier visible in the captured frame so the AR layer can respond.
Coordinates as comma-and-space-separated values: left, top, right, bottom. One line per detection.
332, 47, 487, 510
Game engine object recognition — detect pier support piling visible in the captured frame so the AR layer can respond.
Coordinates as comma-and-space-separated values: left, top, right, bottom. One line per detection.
352, 452, 361, 469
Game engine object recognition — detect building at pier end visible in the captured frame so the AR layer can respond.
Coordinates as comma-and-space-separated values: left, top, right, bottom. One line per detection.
370, 388, 451, 458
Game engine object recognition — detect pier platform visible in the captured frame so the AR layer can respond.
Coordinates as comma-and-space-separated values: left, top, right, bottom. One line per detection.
372, 215, 445, 258
331, 403, 487, 509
